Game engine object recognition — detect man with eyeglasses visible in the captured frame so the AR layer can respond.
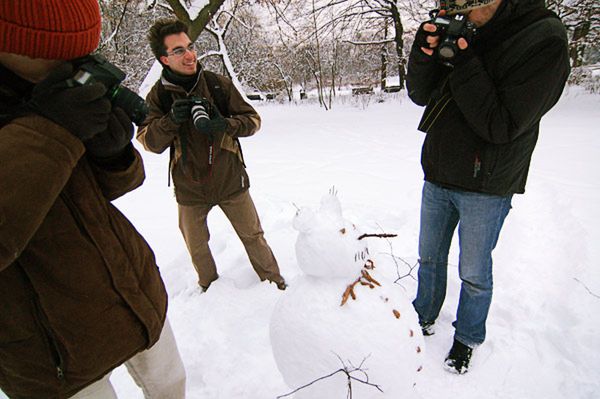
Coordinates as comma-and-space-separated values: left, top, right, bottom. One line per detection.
138, 19, 287, 293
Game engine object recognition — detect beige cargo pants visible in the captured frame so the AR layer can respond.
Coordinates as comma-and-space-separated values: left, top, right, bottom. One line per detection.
71, 319, 186, 399
178, 189, 283, 288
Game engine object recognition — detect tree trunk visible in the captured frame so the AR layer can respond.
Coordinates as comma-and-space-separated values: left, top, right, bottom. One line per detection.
570, 19, 591, 67
166, 0, 226, 41
381, 20, 389, 90
389, 2, 406, 90
311, 0, 328, 109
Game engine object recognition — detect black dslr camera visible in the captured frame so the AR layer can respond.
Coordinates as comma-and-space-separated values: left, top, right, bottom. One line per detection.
189, 96, 212, 130
70, 54, 149, 125
429, 10, 477, 65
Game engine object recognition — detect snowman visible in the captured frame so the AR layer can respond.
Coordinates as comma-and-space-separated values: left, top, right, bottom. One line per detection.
270, 191, 424, 399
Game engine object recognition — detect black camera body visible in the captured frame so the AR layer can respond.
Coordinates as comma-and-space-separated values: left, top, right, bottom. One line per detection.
70, 54, 149, 125
430, 12, 477, 65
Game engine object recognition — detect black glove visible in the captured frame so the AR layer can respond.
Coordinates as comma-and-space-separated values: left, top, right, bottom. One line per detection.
194, 104, 228, 136
29, 63, 111, 141
442, 46, 475, 68
169, 98, 193, 124
85, 107, 134, 160
414, 21, 440, 51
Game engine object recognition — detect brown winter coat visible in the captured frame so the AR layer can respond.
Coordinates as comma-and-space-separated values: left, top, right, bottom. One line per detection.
0, 114, 167, 398
137, 67, 261, 205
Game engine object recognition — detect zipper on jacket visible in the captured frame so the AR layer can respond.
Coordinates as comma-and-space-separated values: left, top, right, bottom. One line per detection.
32, 299, 66, 381
473, 154, 482, 178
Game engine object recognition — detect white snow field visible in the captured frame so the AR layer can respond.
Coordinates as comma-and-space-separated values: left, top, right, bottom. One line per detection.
2, 87, 598, 399
111, 87, 599, 399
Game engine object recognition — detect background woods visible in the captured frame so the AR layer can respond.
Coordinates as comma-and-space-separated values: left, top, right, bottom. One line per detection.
99, 0, 600, 101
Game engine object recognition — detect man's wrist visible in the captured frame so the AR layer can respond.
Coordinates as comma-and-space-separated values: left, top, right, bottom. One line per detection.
88, 143, 135, 171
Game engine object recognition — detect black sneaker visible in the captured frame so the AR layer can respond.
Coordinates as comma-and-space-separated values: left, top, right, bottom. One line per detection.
444, 339, 472, 374
419, 321, 435, 336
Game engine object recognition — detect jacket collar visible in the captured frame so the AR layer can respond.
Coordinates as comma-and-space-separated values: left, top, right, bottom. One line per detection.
473, 0, 547, 49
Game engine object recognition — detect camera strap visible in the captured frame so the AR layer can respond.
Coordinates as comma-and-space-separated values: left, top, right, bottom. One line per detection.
156, 70, 242, 186
203, 72, 247, 169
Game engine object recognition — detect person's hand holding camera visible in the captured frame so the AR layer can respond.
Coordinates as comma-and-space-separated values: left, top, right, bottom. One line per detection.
85, 107, 134, 161
191, 100, 228, 137
419, 10, 475, 67
416, 22, 441, 57
443, 38, 473, 67
29, 63, 111, 141
416, 23, 469, 64
169, 98, 193, 124
201, 106, 228, 136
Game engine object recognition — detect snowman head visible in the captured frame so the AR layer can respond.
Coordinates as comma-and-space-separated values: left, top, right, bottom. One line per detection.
293, 192, 368, 278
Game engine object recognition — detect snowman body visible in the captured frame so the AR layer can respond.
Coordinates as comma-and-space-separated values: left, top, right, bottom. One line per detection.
270, 194, 424, 398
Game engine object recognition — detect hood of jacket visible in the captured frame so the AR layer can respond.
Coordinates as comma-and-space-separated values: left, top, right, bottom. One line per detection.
475, 0, 548, 44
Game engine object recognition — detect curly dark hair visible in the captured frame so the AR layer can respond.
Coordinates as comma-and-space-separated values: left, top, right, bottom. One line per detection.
147, 18, 189, 60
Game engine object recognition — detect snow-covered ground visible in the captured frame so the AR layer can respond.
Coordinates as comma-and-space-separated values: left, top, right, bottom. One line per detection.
3, 88, 598, 399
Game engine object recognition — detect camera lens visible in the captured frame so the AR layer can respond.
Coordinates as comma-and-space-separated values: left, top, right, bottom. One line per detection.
439, 44, 457, 60
110, 86, 150, 125
191, 103, 210, 129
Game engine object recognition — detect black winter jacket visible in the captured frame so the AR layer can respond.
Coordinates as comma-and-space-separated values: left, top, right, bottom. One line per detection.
407, 0, 570, 195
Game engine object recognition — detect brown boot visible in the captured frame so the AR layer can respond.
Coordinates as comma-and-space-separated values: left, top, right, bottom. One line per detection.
269, 277, 287, 291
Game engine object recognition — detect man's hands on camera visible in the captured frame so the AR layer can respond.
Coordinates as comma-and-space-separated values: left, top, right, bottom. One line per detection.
416, 10, 472, 67
85, 107, 134, 160
167, 96, 229, 136
29, 63, 135, 168
443, 40, 474, 67
195, 105, 228, 136
85, 107, 135, 170
29, 63, 111, 140
169, 98, 193, 124
415, 22, 441, 56
418, 24, 470, 57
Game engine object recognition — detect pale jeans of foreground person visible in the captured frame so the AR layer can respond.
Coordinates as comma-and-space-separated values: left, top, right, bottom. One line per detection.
71, 319, 186, 399
413, 181, 512, 347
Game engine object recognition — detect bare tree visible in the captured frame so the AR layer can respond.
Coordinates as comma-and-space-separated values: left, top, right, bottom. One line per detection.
98, 0, 228, 89
308, 0, 415, 90
166, 0, 227, 40
547, 0, 600, 67
99, 0, 172, 89
223, 1, 299, 99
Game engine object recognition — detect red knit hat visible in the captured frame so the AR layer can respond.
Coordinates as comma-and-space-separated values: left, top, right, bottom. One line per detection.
0, 0, 102, 60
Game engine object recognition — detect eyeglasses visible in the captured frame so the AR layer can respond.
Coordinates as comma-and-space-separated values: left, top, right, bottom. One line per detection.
166, 43, 197, 57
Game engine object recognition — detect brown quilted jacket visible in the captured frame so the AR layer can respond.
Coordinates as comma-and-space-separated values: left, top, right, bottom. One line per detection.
137, 67, 261, 205
0, 111, 167, 398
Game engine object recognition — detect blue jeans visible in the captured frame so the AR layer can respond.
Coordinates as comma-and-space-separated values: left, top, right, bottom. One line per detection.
413, 181, 512, 347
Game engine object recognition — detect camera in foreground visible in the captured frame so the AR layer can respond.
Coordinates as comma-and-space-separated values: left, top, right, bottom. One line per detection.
190, 97, 211, 130
430, 11, 477, 65
70, 54, 149, 125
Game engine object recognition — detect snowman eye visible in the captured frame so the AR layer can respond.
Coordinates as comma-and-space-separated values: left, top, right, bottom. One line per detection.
339, 228, 346, 234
